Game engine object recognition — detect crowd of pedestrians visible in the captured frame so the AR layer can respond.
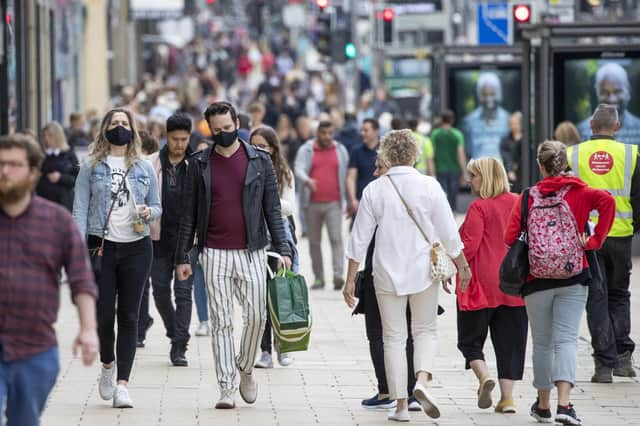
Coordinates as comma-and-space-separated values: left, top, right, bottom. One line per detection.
0, 23, 638, 426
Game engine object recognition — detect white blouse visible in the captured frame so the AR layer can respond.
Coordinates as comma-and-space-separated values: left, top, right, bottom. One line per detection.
346, 166, 463, 296
280, 172, 296, 218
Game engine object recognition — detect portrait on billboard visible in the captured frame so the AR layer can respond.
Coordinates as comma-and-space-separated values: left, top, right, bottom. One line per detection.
449, 68, 522, 159
563, 59, 640, 145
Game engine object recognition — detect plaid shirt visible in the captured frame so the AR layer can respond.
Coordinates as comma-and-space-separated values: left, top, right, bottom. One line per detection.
0, 196, 97, 362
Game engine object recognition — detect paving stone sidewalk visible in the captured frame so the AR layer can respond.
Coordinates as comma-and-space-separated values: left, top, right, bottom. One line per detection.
43, 227, 640, 425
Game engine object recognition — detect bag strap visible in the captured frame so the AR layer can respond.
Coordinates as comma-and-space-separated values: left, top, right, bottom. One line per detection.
96, 167, 131, 256
386, 175, 431, 245
520, 187, 530, 232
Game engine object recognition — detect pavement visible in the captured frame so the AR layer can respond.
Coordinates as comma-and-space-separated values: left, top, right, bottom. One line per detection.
42, 220, 640, 425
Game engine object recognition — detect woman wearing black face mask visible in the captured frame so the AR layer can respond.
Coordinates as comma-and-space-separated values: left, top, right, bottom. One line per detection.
72, 108, 162, 409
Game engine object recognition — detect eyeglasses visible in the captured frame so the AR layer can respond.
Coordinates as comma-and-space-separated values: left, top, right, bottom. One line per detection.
0, 160, 29, 171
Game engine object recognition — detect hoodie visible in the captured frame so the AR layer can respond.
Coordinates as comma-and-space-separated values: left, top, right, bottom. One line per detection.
504, 175, 615, 296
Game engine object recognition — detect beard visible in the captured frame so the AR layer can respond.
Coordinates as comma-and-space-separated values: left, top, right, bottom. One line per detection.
0, 175, 36, 205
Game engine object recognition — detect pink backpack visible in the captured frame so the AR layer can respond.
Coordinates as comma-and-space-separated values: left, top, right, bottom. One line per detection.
527, 185, 584, 279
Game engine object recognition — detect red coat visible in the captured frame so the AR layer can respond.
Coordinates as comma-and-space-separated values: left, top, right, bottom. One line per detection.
457, 192, 525, 311
504, 175, 615, 273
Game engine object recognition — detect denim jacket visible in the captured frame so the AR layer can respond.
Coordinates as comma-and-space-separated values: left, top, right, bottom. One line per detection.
72, 156, 162, 240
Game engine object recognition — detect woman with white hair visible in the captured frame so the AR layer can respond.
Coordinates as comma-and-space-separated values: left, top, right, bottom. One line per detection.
36, 121, 79, 211
344, 129, 471, 422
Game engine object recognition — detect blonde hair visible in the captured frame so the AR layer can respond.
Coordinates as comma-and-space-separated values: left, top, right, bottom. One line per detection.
537, 140, 568, 176
467, 158, 510, 199
377, 129, 419, 168
553, 121, 581, 146
88, 108, 143, 169
43, 121, 69, 151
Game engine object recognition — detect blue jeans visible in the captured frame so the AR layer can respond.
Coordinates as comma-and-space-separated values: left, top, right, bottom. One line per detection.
193, 261, 209, 323
0, 346, 59, 426
525, 284, 588, 389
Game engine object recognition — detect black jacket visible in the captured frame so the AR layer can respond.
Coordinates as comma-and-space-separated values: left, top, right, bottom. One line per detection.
176, 140, 291, 264
36, 150, 79, 211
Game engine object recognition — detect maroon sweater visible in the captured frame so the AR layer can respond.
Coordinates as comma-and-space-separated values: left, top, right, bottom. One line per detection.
206, 147, 249, 249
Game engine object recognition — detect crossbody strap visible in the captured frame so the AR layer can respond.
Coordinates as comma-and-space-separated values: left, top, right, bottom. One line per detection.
386, 175, 432, 246
96, 167, 131, 256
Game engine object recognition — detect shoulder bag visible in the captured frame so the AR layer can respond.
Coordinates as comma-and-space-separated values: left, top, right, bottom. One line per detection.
387, 175, 457, 284
89, 167, 131, 279
499, 188, 530, 296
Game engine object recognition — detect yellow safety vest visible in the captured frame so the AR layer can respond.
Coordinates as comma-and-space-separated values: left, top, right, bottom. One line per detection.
567, 138, 637, 237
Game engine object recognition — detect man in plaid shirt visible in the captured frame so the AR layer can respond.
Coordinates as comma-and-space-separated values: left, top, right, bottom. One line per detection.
0, 134, 98, 425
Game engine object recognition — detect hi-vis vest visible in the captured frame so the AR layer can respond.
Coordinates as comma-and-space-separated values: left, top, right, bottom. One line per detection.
567, 138, 637, 237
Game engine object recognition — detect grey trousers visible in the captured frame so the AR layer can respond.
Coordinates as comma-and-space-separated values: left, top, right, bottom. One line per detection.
306, 201, 344, 284
525, 284, 588, 390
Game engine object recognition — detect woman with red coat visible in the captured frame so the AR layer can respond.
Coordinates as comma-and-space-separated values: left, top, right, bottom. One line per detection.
457, 157, 527, 415
505, 141, 615, 426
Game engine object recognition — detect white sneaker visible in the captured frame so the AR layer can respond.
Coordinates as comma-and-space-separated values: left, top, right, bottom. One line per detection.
413, 383, 440, 419
98, 365, 116, 400
195, 321, 209, 337
388, 409, 411, 422
277, 352, 294, 367
255, 351, 273, 368
112, 384, 133, 408
215, 392, 236, 409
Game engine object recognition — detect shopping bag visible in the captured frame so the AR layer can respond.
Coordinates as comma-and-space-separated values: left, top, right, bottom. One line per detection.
267, 268, 312, 353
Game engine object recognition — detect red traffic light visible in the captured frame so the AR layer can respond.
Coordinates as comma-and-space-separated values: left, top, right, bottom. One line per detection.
382, 8, 394, 21
513, 4, 531, 23
316, 0, 329, 9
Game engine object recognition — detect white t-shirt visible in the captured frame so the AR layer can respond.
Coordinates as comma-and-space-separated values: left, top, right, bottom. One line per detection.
105, 156, 140, 243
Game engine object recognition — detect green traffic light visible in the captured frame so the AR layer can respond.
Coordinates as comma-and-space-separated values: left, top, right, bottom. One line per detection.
345, 42, 356, 59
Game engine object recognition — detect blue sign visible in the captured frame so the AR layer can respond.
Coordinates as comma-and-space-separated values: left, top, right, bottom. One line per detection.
477, 3, 510, 45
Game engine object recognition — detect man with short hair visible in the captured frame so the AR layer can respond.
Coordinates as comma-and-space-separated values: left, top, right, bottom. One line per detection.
568, 103, 640, 383
175, 101, 291, 409
295, 121, 350, 290
148, 113, 197, 366
0, 135, 98, 424
347, 118, 379, 220
431, 110, 467, 212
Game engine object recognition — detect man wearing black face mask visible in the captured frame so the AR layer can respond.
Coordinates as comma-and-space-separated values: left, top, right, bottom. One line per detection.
175, 101, 291, 410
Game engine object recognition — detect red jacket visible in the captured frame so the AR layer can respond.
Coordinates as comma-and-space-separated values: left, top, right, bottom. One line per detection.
505, 176, 615, 271
457, 192, 525, 311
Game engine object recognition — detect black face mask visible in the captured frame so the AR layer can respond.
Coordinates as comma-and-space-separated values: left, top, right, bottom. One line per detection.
106, 126, 132, 146
212, 129, 238, 148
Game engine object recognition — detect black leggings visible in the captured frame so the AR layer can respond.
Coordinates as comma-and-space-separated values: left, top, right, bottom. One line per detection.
89, 236, 153, 381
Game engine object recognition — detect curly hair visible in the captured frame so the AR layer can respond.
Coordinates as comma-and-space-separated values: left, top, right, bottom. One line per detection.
249, 126, 293, 194
88, 108, 143, 169
377, 129, 419, 168
537, 140, 568, 177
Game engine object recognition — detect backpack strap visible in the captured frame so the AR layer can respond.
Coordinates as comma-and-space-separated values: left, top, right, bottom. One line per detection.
520, 188, 530, 232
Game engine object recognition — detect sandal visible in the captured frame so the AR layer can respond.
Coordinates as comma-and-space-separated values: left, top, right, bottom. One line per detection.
495, 399, 516, 413
477, 376, 496, 409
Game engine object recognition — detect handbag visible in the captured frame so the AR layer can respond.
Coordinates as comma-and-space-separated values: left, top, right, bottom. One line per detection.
267, 268, 312, 353
387, 176, 457, 284
499, 188, 530, 296
88, 167, 131, 279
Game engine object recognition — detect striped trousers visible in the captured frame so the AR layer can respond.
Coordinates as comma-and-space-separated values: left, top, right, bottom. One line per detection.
200, 248, 267, 394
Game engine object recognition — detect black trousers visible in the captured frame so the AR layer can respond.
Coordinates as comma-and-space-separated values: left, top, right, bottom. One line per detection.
89, 236, 153, 381
363, 277, 416, 395
137, 278, 153, 340
150, 254, 195, 345
261, 256, 280, 354
436, 171, 460, 212
457, 304, 528, 380
587, 236, 634, 367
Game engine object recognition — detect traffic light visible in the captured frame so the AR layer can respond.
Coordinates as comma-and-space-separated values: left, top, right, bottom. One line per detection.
382, 8, 394, 44
316, 12, 332, 57
512, 3, 531, 43
344, 42, 356, 59
316, 0, 329, 10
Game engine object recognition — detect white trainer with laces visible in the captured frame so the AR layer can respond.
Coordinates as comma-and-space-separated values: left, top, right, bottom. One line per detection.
112, 384, 133, 408
195, 321, 209, 337
98, 365, 116, 400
